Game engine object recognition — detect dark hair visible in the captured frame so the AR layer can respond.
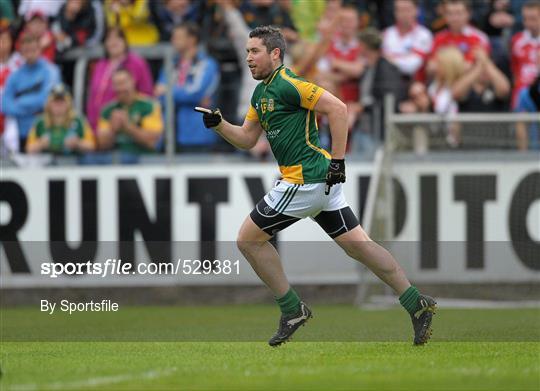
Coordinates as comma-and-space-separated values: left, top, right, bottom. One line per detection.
358, 28, 382, 51
104, 26, 129, 58
524, 0, 540, 10
341, 3, 360, 14
173, 21, 200, 43
249, 25, 286, 62
112, 67, 134, 79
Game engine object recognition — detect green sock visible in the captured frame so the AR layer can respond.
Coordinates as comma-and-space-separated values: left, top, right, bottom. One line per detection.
276, 288, 301, 316
399, 286, 420, 315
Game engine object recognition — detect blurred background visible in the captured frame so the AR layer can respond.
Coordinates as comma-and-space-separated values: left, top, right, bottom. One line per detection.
0, 0, 538, 307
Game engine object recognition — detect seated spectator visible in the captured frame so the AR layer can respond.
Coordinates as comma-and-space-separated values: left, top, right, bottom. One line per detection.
16, 11, 56, 62
453, 47, 511, 112
104, 0, 159, 46
511, 0, 540, 108
155, 22, 220, 152
428, 46, 466, 146
383, 0, 433, 82
350, 28, 407, 154
26, 83, 95, 154
150, 0, 200, 42
51, 0, 99, 54
515, 75, 540, 150
1, 32, 60, 149
241, 0, 298, 43
317, 5, 364, 103
0, 22, 24, 153
429, 0, 491, 70
96, 68, 163, 161
18, 0, 65, 20
86, 27, 153, 130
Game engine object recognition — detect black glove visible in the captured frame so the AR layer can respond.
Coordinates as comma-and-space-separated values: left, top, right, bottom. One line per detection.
194, 107, 222, 128
325, 158, 346, 195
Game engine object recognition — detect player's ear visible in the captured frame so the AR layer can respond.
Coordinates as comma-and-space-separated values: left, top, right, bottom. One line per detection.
271, 47, 281, 61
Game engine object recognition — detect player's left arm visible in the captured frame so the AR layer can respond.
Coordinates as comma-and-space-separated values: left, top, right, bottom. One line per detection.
313, 89, 348, 194
313, 90, 348, 159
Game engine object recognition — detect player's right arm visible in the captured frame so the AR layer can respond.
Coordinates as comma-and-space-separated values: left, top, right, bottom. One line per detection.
196, 106, 263, 150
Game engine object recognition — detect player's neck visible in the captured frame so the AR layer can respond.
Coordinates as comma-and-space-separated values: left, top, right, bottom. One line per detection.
264, 64, 283, 84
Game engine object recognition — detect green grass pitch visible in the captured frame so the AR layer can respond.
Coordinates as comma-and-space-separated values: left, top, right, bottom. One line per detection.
1, 306, 539, 390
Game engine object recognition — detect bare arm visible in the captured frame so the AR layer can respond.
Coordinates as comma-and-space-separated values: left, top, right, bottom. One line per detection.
485, 60, 510, 99
452, 61, 483, 101
313, 90, 348, 159
331, 58, 365, 78
515, 122, 529, 151
215, 117, 264, 150
124, 123, 161, 150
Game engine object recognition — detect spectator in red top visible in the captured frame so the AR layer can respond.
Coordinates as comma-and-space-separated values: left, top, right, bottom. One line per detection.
16, 11, 56, 62
510, 0, 540, 108
430, 0, 490, 66
317, 4, 364, 103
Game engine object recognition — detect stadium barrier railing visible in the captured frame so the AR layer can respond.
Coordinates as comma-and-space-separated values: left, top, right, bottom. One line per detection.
355, 95, 540, 305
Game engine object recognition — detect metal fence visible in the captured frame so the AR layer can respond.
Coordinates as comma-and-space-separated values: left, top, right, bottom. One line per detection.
384, 95, 540, 154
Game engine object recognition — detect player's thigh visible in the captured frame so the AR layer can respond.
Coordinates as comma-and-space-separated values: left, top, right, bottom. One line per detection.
313, 206, 360, 239
242, 197, 301, 240
332, 224, 387, 264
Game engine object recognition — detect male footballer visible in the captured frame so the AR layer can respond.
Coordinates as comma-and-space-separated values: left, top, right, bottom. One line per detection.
195, 26, 436, 347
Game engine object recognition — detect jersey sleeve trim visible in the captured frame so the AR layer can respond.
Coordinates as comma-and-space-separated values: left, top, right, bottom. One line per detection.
245, 104, 259, 121
280, 69, 325, 110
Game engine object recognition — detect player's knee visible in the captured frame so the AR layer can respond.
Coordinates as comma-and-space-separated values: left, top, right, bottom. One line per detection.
343, 246, 363, 261
236, 235, 261, 256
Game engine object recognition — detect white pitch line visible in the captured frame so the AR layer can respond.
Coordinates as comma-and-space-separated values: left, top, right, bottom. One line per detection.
8, 367, 177, 391
364, 295, 540, 309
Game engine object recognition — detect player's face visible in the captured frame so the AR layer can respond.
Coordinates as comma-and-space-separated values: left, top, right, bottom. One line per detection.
394, 0, 417, 28
444, 3, 469, 32
246, 37, 274, 80
522, 7, 540, 36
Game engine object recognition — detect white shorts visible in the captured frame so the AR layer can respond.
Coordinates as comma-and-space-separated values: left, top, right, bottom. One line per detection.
250, 180, 359, 238
263, 180, 349, 219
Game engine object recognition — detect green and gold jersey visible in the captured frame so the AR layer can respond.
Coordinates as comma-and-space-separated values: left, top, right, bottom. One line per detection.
245, 65, 330, 184
26, 115, 95, 154
98, 95, 163, 154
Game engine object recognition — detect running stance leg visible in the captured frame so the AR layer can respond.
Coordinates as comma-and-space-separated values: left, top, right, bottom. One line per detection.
315, 206, 437, 345
334, 225, 411, 294
237, 214, 312, 346
236, 215, 290, 297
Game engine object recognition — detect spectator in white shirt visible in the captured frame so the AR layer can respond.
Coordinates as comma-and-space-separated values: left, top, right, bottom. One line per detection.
383, 0, 433, 81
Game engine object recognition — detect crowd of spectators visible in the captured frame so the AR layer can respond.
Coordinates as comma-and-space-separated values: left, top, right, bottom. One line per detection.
0, 0, 538, 162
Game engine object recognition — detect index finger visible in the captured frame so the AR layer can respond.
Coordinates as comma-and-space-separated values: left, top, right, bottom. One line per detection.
194, 107, 213, 114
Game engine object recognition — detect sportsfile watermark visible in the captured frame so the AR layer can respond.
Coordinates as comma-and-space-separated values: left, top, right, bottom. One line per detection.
41, 259, 241, 278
